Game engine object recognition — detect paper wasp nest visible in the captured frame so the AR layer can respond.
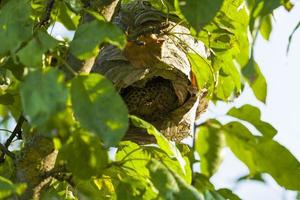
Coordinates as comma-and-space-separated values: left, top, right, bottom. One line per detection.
92, 0, 208, 143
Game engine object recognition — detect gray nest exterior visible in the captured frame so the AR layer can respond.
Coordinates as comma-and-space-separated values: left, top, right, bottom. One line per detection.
92, 0, 208, 143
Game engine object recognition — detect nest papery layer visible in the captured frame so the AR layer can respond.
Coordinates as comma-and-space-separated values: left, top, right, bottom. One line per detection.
92, 1, 208, 143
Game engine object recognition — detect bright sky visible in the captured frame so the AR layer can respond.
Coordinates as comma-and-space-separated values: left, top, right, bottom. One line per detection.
200, 2, 300, 199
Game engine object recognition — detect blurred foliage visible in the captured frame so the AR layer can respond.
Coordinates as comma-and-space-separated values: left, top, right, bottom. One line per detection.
0, 0, 299, 199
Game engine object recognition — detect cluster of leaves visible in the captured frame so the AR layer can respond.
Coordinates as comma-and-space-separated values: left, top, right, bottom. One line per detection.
0, 0, 300, 199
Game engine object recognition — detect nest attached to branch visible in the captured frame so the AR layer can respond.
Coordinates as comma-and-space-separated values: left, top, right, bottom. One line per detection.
92, 0, 208, 144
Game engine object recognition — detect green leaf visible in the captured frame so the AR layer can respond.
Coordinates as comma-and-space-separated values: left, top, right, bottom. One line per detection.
17, 31, 58, 68
148, 159, 203, 200
116, 141, 191, 184
70, 20, 126, 60
282, 0, 294, 11
173, 172, 204, 200
217, 189, 241, 200
129, 115, 187, 178
41, 181, 75, 200
248, 0, 290, 34
216, 75, 235, 100
224, 122, 300, 190
287, 21, 300, 54
149, 145, 192, 183
0, 156, 15, 179
227, 104, 277, 138
73, 178, 107, 199
56, 1, 80, 30
116, 141, 150, 177
58, 131, 108, 179
0, 0, 33, 56
242, 58, 267, 103
260, 14, 272, 41
192, 173, 215, 193
204, 190, 226, 200
0, 176, 26, 199
42, 108, 76, 139
0, 93, 14, 105
71, 74, 128, 147
220, 61, 241, 93
196, 120, 225, 177
187, 53, 214, 90
116, 175, 157, 200
236, 173, 265, 183
20, 68, 68, 126
175, 0, 224, 32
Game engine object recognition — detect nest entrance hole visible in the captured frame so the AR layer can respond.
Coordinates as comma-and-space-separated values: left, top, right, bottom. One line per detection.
120, 76, 180, 122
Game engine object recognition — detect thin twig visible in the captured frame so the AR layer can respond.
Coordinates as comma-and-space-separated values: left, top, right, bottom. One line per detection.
0, 143, 15, 159
0, 115, 26, 162
56, 56, 78, 76
5, 115, 26, 147
36, 0, 55, 28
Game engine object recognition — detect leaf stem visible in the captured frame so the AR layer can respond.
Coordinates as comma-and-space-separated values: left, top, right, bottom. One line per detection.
0, 128, 13, 134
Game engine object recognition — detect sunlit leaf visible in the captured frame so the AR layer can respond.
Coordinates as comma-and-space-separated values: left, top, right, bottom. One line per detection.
0, 176, 26, 199
175, 0, 224, 32
187, 53, 214, 90
116, 175, 157, 200
116, 141, 150, 177
20, 68, 68, 126
64, 0, 84, 13
71, 74, 128, 147
227, 104, 277, 138
153, 146, 193, 183
74, 178, 107, 199
193, 173, 214, 193
242, 58, 267, 102
220, 61, 241, 93
129, 115, 187, 177
260, 14, 272, 41
56, 1, 80, 30
224, 122, 300, 190
70, 20, 126, 59
57, 131, 108, 179
148, 159, 203, 200
216, 75, 235, 100
282, 0, 294, 11
0, 0, 33, 56
196, 120, 225, 177
173, 171, 203, 200
17, 31, 58, 68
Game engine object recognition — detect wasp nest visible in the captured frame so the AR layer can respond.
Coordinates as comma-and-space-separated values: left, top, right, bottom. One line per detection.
92, 0, 208, 143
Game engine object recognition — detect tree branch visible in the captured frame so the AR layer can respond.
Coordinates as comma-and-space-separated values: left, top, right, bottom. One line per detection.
66, 0, 121, 77
36, 0, 55, 28
41, 166, 75, 187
